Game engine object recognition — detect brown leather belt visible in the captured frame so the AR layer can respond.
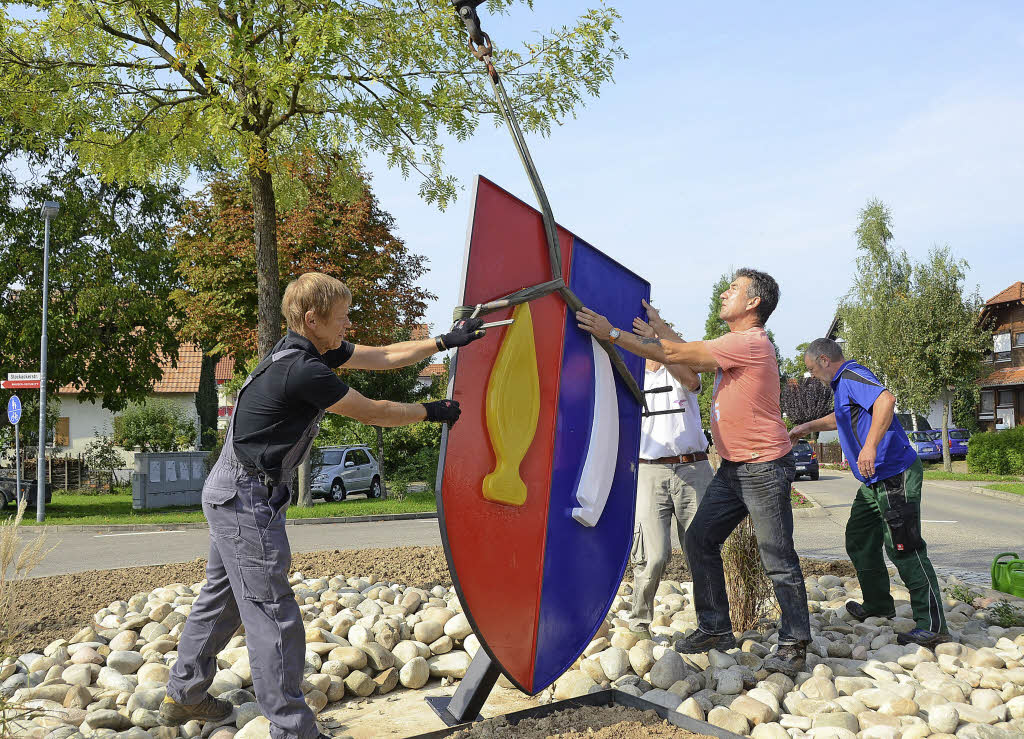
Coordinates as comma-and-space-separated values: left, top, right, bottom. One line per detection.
639, 452, 708, 465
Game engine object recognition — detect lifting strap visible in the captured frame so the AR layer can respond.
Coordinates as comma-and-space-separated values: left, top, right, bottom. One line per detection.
450, 1, 647, 411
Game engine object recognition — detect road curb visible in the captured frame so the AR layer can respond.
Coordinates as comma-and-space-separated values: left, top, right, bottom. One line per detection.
969, 486, 1024, 506
792, 487, 826, 518
28, 511, 439, 534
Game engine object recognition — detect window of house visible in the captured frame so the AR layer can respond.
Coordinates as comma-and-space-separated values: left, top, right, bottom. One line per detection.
980, 391, 995, 418
994, 333, 1011, 362
1015, 332, 1024, 348
998, 390, 1014, 406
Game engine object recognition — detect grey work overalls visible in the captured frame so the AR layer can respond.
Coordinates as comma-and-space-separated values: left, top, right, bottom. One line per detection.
168, 349, 325, 739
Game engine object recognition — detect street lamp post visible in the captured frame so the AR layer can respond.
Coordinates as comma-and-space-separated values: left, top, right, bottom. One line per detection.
37, 200, 59, 523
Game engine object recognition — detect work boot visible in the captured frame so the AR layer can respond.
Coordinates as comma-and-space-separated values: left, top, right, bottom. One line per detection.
763, 641, 808, 678
897, 628, 951, 647
673, 628, 736, 654
845, 601, 896, 622
159, 694, 233, 725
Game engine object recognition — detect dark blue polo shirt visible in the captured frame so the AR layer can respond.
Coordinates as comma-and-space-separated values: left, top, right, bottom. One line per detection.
830, 360, 917, 485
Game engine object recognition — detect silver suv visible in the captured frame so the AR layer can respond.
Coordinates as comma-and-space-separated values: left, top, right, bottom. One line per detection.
312, 446, 382, 501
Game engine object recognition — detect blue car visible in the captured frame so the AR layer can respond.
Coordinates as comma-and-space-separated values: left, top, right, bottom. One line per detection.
908, 431, 942, 461
924, 429, 970, 459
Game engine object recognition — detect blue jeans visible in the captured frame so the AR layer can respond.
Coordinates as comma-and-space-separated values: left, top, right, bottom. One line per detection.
684, 453, 810, 645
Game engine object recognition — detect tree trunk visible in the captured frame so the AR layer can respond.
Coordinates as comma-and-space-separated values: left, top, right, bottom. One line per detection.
249, 161, 282, 359
942, 391, 952, 472
375, 425, 387, 499
296, 454, 313, 507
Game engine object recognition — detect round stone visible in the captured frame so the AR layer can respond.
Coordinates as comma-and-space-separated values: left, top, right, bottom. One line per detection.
137, 662, 170, 686
927, 704, 959, 734
443, 613, 473, 641
399, 657, 429, 689
554, 670, 596, 700
414, 620, 443, 644
707, 706, 750, 735
598, 648, 631, 682
649, 650, 687, 689
106, 650, 145, 675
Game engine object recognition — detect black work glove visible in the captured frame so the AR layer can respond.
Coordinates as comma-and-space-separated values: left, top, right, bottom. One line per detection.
436, 318, 486, 351
423, 399, 462, 426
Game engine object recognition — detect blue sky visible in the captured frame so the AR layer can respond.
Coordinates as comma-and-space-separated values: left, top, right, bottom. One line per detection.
7, 1, 1021, 362
361, 0, 1024, 362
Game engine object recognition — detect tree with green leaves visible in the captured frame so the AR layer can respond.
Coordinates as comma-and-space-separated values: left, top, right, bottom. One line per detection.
903, 246, 991, 470
698, 272, 732, 426
0, 146, 184, 415
838, 199, 921, 425
2, 1, 624, 358
172, 154, 432, 361
838, 200, 991, 465
781, 342, 811, 379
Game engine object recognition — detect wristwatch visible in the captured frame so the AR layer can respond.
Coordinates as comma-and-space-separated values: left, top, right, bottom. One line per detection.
608, 327, 621, 344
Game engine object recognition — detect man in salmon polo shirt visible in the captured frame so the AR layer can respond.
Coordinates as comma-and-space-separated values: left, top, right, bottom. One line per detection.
576, 268, 809, 677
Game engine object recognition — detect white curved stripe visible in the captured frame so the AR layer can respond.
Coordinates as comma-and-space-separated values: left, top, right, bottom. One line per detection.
571, 336, 620, 527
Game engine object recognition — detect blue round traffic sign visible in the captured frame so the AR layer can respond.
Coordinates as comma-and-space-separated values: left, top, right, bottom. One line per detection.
7, 395, 21, 425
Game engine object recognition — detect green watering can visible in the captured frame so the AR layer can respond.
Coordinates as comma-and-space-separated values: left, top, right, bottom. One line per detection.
991, 552, 1021, 594
1008, 561, 1024, 599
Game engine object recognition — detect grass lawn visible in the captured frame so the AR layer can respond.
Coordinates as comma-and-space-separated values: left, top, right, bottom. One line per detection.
13, 490, 437, 526
922, 470, 1023, 482
987, 483, 1024, 496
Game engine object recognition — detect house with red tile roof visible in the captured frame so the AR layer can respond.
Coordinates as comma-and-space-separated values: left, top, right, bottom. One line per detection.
977, 281, 1024, 430
54, 323, 443, 464
56, 344, 235, 465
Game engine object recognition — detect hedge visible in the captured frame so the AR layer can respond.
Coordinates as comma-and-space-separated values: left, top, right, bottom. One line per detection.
966, 427, 1024, 475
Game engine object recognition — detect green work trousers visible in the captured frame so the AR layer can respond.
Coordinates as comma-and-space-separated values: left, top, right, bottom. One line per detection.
845, 459, 947, 633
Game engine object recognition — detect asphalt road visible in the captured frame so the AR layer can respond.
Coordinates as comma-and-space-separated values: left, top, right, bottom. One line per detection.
790, 470, 1024, 579
21, 470, 1023, 581
25, 517, 444, 578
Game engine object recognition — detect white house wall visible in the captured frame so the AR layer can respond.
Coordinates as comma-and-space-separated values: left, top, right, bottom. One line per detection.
58, 392, 200, 467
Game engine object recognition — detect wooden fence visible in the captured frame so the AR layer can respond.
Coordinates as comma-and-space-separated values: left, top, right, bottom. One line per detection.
2, 455, 116, 490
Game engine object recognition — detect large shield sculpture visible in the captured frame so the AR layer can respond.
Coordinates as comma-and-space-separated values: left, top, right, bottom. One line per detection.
436, 176, 650, 697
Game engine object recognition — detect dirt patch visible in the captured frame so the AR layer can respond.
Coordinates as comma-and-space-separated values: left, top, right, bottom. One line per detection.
450, 705, 713, 738
10, 546, 449, 655
798, 557, 857, 578
9, 545, 852, 655
658, 550, 856, 583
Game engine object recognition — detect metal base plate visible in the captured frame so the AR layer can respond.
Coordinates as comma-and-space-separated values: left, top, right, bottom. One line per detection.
424, 695, 483, 727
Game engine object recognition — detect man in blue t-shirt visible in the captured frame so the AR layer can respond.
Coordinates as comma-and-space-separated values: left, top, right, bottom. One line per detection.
789, 338, 948, 646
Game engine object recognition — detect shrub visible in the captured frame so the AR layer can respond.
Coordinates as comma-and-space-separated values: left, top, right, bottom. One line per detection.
113, 400, 197, 452
722, 517, 777, 631
966, 427, 1024, 475
82, 430, 125, 492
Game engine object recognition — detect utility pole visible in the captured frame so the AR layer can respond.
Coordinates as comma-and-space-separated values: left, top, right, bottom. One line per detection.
37, 200, 59, 522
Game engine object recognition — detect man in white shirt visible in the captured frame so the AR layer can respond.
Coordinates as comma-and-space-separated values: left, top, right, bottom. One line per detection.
629, 301, 713, 633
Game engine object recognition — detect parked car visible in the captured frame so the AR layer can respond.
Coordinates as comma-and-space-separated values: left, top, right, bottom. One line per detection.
907, 431, 942, 461
922, 428, 971, 458
311, 446, 382, 501
792, 439, 819, 480
0, 478, 52, 509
